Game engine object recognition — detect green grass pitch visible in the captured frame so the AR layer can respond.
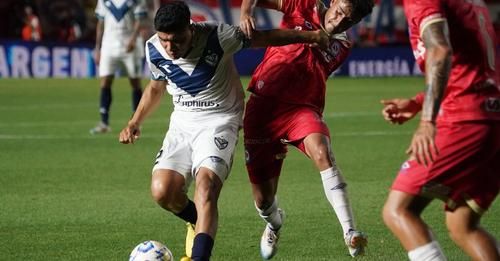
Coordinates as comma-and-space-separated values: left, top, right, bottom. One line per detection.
0, 77, 498, 260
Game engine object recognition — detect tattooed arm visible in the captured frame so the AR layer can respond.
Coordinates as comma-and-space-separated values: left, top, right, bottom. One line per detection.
407, 20, 452, 166
421, 21, 452, 122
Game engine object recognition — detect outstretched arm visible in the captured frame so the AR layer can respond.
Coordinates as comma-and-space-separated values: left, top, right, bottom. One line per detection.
240, 0, 281, 38
250, 28, 329, 50
119, 80, 165, 144
408, 20, 452, 166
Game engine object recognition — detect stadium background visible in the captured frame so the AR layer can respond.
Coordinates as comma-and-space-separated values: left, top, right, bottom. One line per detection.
1, 0, 499, 78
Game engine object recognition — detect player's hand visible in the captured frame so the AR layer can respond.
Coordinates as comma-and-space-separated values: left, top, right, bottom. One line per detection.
240, 14, 256, 39
308, 30, 330, 51
381, 98, 420, 124
126, 40, 136, 53
406, 121, 438, 167
119, 122, 141, 144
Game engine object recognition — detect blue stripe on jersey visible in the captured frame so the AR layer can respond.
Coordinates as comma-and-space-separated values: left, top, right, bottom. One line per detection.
103, 0, 137, 22
148, 28, 224, 97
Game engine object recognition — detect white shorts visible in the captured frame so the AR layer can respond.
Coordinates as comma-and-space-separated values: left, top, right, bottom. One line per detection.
152, 110, 242, 191
98, 51, 143, 78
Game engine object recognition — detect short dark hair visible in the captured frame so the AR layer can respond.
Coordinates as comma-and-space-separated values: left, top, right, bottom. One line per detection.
154, 1, 191, 33
351, 0, 374, 23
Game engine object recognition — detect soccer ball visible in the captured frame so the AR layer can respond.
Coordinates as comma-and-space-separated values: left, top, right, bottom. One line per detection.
129, 240, 174, 261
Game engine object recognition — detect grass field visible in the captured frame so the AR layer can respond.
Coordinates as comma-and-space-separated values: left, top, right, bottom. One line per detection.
0, 77, 498, 261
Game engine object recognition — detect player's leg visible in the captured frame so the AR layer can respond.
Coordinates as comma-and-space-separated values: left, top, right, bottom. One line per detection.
91, 53, 117, 134
151, 169, 196, 223
302, 133, 366, 256
153, 124, 198, 259
245, 140, 286, 259
250, 165, 285, 260
191, 166, 224, 261
128, 77, 143, 111
244, 95, 286, 259
445, 201, 500, 260
245, 141, 285, 260
123, 54, 143, 112
189, 113, 241, 261
382, 191, 446, 260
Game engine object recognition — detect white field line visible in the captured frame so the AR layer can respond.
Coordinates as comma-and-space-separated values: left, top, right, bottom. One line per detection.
0, 102, 96, 110
0, 118, 169, 127
0, 112, 375, 128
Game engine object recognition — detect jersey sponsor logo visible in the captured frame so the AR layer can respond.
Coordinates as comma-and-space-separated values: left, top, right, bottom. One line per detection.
214, 136, 229, 150
484, 97, 500, 112
104, 0, 136, 22
174, 95, 220, 108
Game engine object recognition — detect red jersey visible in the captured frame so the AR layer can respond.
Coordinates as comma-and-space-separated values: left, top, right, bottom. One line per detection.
248, 0, 351, 112
404, 0, 500, 122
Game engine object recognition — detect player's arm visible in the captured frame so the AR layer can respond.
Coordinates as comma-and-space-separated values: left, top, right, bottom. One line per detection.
126, 19, 145, 53
249, 28, 329, 49
240, 0, 281, 38
119, 80, 165, 144
408, 20, 452, 166
94, 19, 104, 64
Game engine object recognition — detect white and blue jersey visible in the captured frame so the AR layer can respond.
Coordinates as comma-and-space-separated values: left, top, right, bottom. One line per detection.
95, 0, 147, 56
145, 22, 249, 114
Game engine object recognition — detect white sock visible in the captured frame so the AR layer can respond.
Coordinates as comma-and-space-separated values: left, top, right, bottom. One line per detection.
255, 197, 282, 230
320, 167, 355, 235
408, 241, 447, 261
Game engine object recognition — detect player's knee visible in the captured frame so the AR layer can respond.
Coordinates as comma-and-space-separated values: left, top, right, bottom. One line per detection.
151, 179, 183, 212
382, 201, 404, 228
194, 168, 223, 207
309, 144, 332, 167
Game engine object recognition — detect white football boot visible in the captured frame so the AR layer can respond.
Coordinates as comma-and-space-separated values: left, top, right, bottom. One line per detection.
260, 208, 285, 260
345, 229, 368, 257
89, 122, 111, 134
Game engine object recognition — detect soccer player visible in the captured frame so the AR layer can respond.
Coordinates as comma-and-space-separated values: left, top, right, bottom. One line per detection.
90, 0, 147, 134
380, 0, 500, 260
119, 1, 329, 260
239, 0, 373, 258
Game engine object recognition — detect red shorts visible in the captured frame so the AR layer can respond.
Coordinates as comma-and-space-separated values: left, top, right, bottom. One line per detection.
392, 121, 500, 213
244, 94, 329, 184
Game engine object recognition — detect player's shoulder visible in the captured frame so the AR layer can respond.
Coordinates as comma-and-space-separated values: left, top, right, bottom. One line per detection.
192, 22, 218, 33
146, 33, 159, 46
281, 0, 317, 13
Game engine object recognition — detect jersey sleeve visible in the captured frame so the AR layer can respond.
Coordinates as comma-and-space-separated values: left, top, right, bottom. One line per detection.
95, 0, 105, 20
406, 0, 446, 37
217, 23, 250, 54
134, 0, 148, 19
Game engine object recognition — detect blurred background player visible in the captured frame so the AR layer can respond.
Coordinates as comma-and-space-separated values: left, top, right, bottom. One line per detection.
119, 1, 329, 260
381, 0, 500, 260
90, 0, 147, 134
239, 0, 373, 259
21, 5, 42, 41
